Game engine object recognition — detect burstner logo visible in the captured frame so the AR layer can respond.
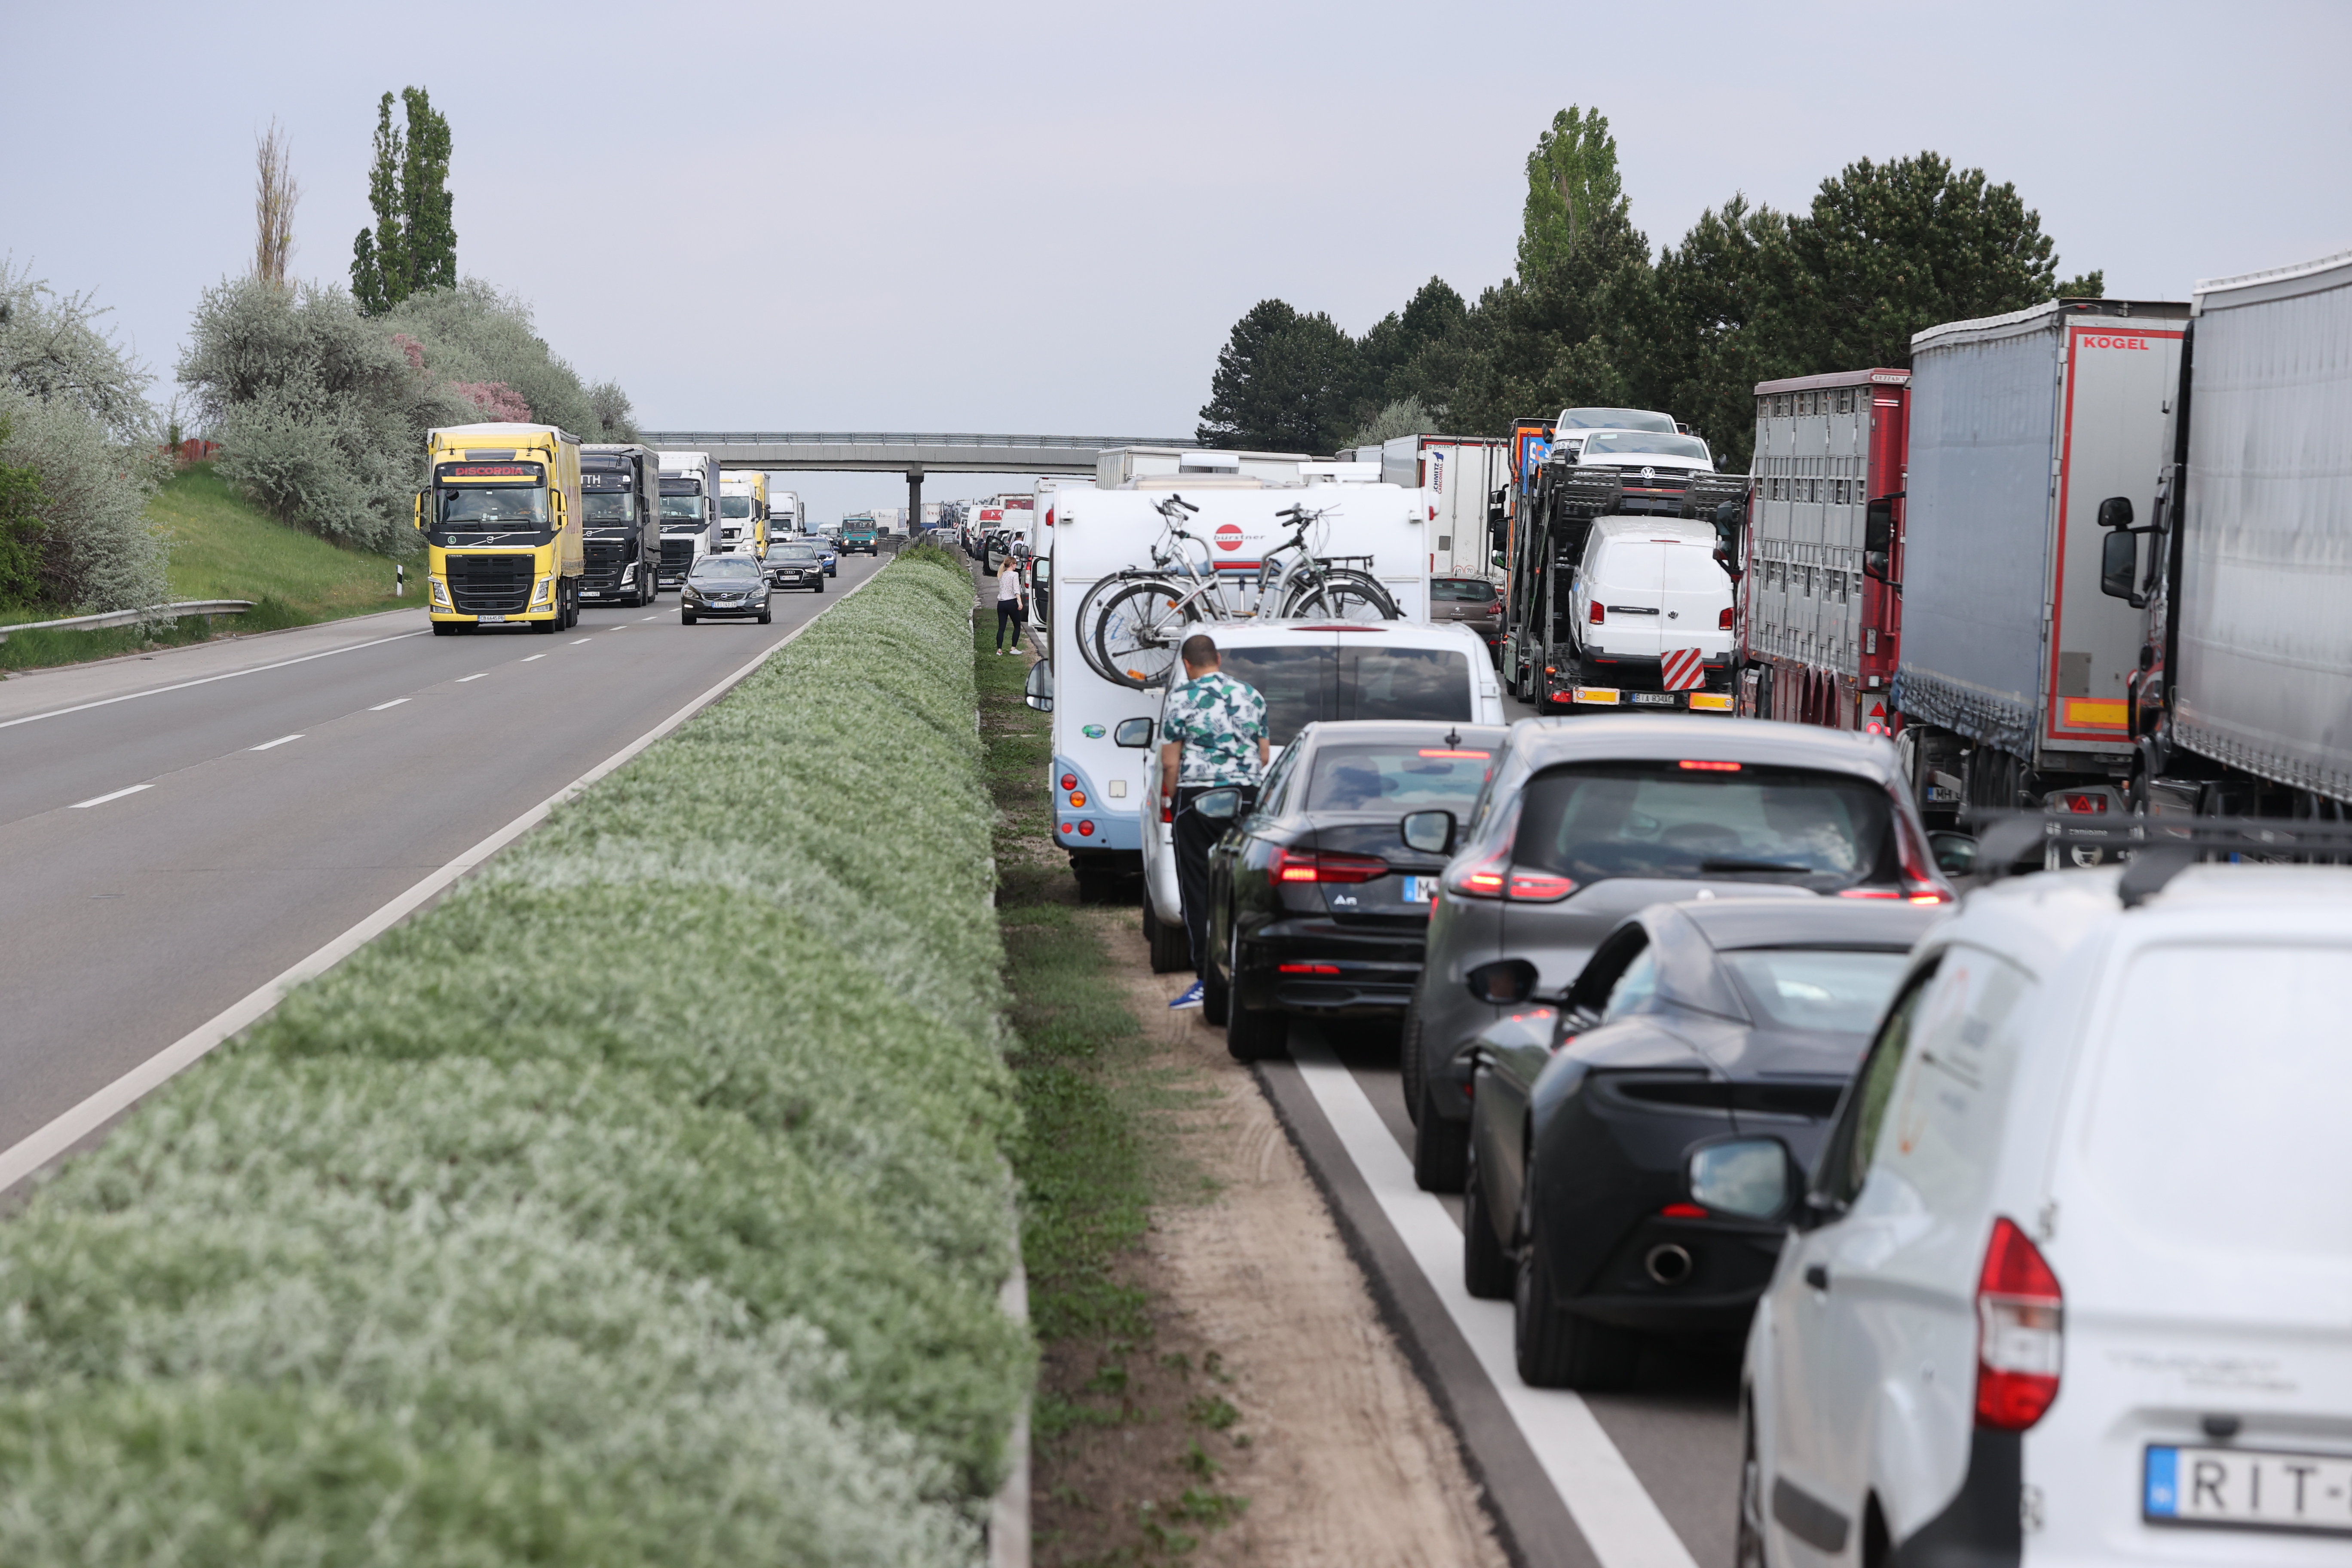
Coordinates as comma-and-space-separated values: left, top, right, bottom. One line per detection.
1215, 522, 1245, 551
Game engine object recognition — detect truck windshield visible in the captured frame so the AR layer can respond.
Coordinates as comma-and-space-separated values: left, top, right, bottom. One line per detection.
582, 492, 634, 524
721, 496, 753, 518
439, 485, 548, 528
660, 496, 705, 528
1580, 431, 1712, 462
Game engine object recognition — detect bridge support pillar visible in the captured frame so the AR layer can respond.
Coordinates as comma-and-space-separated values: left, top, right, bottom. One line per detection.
906, 465, 924, 543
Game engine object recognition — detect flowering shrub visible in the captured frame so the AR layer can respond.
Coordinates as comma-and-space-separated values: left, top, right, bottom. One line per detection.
0, 554, 1024, 1564
449, 379, 533, 421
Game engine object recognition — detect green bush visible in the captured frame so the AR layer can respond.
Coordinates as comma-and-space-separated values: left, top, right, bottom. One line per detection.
0, 554, 1026, 1564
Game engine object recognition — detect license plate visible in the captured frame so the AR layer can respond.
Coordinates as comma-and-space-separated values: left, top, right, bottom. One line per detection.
1402, 876, 1435, 903
477, 615, 507, 624
1629, 691, 1679, 707
2146, 1444, 2352, 1536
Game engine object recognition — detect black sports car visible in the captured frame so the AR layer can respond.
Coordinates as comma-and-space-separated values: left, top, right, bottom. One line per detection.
1204, 720, 1507, 1061
1456, 897, 1939, 1390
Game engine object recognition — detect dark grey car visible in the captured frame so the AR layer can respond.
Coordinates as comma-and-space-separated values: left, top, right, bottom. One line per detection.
1430, 576, 1502, 660
1398, 714, 1953, 1190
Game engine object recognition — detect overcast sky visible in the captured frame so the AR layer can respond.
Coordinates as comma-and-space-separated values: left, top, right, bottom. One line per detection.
9, 0, 2348, 523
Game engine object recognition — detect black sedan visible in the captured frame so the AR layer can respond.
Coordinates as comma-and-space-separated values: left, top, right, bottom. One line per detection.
764, 541, 827, 592
1457, 897, 1939, 1390
1204, 721, 1508, 1061
680, 555, 772, 624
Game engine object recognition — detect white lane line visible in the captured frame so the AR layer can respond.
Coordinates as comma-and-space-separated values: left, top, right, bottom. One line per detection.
639, 614, 659, 622
455, 673, 487, 683
570, 637, 592, 645
248, 734, 304, 752
368, 698, 410, 711
0, 628, 428, 731
1289, 1032, 1701, 1568
0, 564, 890, 1199
69, 784, 152, 809
521, 654, 546, 662
606, 625, 627, 631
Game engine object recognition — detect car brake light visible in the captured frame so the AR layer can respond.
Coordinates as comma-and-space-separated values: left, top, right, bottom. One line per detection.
1277, 962, 1341, 975
1060, 773, 1077, 790
1838, 887, 1902, 900
1506, 870, 1575, 901
1418, 748, 1491, 759
1719, 606, 1735, 629
1678, 760, 1741, 772
1274, 848, 1390, 884
1975, 1217, 2062, 1430
1077, 821, 1096, 837
1660, 1202, 1708, 1219
1589, 601, 1605, 624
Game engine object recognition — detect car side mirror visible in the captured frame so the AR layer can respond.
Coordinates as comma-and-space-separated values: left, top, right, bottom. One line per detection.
1194, 787, 1241, 821
1465, 957, 1539, 1004
2098, 496, 2134, 530
2099, 528, 2142, 605
1686, 1136, 1797, 1221
1400, 809, 1456, 854
1928, 830, 1978, 878
1023, 659, 1053, 712
1112, 717, 1155, 748
1862, 497, 1895, 582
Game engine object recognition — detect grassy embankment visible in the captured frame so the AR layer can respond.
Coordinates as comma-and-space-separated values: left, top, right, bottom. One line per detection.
0, 463, 404, 671
981, 603, 1253, 1562
0, 549, 1029, 1564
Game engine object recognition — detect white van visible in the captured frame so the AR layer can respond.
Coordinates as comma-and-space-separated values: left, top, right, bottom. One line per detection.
1566, 516, 1734, 710
1136, 619, 1505, 968
1743, 861, 2352, 1568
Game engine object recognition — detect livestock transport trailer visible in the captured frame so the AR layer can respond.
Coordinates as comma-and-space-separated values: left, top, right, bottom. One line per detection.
1738, 369, 1910, 737
1893, 298, 2190, 822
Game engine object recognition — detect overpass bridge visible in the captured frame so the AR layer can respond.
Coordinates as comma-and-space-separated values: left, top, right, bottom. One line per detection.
634, 431, 1200, 524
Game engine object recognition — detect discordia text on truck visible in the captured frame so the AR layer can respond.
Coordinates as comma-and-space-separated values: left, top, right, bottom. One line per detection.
416, 423, 586, 635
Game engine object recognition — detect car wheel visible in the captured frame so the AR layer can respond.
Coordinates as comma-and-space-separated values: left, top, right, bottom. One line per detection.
1461, 1133, 1513, 1300
757, 609, 772, 623
1400, 996, 1426, 1127
1225, 995, 1284, 1062
1142, 894, 1190, 974
1736, 1402, 1769, 1568
1203, 908, 1238, 1027
1412, 1084, 1468, 1192
1515, 1201, 1638, 1390
682, 612, 697, 625
814, 576, 825, 593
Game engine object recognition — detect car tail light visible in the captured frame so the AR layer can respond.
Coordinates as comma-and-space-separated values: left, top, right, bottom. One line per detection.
1443, 848, 1575, 902
1589, 601, 1606, 625
1888, 794, 1957, 903
1077, 821, 1096, 837
1277, 962, 1340, 975
1718, 606, 1735, 630
2053, 792, 2107, 814
1506, 870, 1575, 901
1274, 848, 1389, 884
1659, 1202, 1708, 1219
1069, 791, 1086, 807
1838, 887, 1902, 900
1060, 773, 1077, 790
1975, 1217, 2062, 1430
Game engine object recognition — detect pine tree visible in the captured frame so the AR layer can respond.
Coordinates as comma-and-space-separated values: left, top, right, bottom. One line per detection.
348, 88, 454, 314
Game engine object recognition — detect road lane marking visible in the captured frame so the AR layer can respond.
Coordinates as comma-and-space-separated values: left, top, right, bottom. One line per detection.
69, 784, 152, 809
368, 698, 410, 711
570, 637, 592, 645
607, 625, 627, 631
456, 673, 487, 682
1289, 1031, 1701, 1568
0, 564, 890, 1200
639, 614, 659, 622
249, 734, 303, 751
0, 628, 429, 731
521, 654, 546, 662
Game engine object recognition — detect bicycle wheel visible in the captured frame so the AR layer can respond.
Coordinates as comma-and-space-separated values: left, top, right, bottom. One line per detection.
1072, 572, 1155, 683
1091, 579, 1198, 689
1283, 568, 1399, 622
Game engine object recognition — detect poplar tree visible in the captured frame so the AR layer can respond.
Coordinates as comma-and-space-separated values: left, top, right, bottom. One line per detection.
349, 87, 454, 315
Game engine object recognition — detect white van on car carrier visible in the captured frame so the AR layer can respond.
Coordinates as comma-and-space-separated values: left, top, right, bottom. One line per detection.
1565, 516, 1737, 710
1743, 832, 2352, 1568
1036, 473, 1433, 903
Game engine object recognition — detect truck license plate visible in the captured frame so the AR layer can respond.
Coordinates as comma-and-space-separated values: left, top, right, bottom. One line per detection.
1402, 877, 1435, 903
2145, 1445, 2352, 1536
1629, 691, 1678, 707
477, 615, 507, 624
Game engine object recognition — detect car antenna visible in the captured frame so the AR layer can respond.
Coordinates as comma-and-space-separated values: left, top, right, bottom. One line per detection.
1443, 726, 1461, 748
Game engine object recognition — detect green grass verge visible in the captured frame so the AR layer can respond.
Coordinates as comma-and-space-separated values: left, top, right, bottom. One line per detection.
153, 462, 406, 621
0, 552, 1029, 1564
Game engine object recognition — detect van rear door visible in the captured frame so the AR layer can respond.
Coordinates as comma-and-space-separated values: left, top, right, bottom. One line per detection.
1659, 538, 1733, 657
1597, 538, 1669, 659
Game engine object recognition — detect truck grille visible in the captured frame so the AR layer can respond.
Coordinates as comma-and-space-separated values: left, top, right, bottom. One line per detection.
445, 552, 535, 613
585, 541, 631, 591
660, 539, 697, 577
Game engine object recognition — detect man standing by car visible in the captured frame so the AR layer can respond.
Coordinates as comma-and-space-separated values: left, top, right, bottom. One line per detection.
1159, 634, 1268, 1010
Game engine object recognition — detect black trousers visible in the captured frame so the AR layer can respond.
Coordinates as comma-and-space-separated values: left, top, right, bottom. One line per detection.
1174, 784, 1258, 974
995, 599, 1022, 648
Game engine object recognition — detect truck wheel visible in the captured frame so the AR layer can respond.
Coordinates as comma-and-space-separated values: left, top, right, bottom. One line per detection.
533, 612, 557, 635
432, 621, 455, 637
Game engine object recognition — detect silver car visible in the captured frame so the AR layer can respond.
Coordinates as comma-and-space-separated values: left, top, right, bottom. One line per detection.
1400, 714, 1954, 1190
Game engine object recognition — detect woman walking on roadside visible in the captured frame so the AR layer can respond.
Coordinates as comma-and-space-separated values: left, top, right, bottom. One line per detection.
994, 556, 1025, 654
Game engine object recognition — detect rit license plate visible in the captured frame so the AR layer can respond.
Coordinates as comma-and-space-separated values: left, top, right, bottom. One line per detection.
2146, 1444, 2352, 1536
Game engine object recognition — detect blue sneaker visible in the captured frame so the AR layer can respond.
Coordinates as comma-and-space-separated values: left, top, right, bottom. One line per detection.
1168, 980, 1205, 1010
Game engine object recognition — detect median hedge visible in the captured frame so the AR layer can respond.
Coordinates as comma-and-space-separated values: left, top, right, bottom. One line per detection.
0, 552, 1028, 1565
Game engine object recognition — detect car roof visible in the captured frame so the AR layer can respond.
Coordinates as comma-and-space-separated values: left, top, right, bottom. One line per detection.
1666, 897, 1945, 952
1498, 714, 1904, 789
1179, 619, 1488, 652
1294, 720, 1509, 749
1932, 862, 2352, 982
1591, 516, 1716, 543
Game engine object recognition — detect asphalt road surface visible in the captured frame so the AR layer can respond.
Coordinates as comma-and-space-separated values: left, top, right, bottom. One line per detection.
0, 559, 881, 1162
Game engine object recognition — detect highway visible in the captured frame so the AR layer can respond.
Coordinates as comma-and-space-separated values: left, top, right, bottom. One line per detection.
0, 557, 882, 1165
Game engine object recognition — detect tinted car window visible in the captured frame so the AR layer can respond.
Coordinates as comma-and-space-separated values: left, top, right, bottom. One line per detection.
1601, 946, 1662, 1023
1210, 647, 1473, 746
1513, 761, 1892, 891
1306, 744, 1493, 812
690, 559, 760, 582
1431, 579, 1498, 602
1721, 950, 1911, 1033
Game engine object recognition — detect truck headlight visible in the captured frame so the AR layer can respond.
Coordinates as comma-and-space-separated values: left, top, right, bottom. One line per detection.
429, 576, 449, 606
531, 576, 552, 605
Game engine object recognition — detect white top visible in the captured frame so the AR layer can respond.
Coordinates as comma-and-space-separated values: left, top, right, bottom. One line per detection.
997, 562, 1020, 603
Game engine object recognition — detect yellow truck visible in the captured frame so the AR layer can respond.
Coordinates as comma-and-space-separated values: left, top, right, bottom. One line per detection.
720, 470, 771, 558
415, 423, 585, 635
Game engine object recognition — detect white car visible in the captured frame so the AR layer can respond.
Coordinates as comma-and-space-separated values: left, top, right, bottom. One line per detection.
1741, 861, 2352, 1566
1566, 516, 1734, 708
1137, 619, 1505, 971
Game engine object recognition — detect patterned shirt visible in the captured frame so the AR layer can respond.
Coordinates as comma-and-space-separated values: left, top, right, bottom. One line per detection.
1161, 670, 1268, 787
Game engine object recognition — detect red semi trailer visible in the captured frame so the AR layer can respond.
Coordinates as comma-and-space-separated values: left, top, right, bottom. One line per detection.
1735, 368, 1910, 735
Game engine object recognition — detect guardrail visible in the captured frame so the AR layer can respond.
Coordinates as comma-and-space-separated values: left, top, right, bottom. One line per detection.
0, 600, 255, 643
638, 431, 1197, 450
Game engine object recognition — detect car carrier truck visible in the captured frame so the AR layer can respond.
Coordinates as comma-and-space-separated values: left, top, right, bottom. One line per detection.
579, 443, 660, 606
655, 450, 720, 589
416, 422, 585, 634
1891, 298, 2190, 822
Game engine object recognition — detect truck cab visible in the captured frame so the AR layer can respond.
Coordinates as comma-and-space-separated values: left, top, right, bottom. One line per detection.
579, 443, 660, 607
838, 513, 879, 554
655, 451, 720, 589
417, 422, 585, 635
718, 472, 770, 558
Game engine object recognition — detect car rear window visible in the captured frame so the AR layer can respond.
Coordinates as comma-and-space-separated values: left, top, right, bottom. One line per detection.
1431, 579, 1498, 602
2082, 944, 2352, 1262
1721, 950, 1910, 1033
1513, 760, 1893, 890
1211, 647, 1473, 747
1305, 743, 1493, 812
